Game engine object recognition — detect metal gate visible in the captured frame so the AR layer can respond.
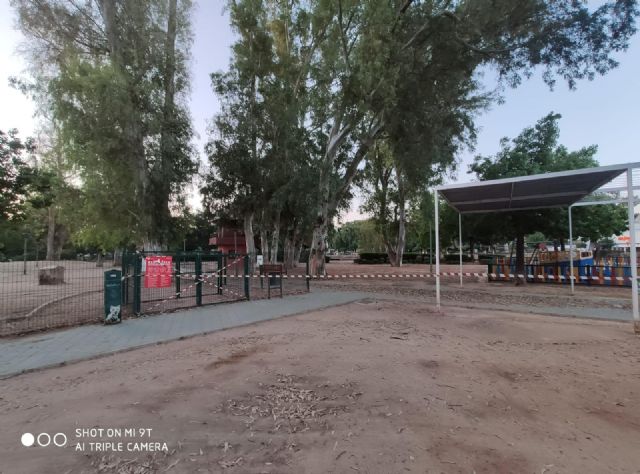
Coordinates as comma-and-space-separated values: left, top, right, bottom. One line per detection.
122, 251, 249, 316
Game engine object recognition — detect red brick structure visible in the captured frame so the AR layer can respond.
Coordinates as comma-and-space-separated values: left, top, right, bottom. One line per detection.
209, 225, 246, 254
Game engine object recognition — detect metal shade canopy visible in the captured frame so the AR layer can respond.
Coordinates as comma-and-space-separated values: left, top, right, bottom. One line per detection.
437, 163, 634, 214
432, 162, 640, 333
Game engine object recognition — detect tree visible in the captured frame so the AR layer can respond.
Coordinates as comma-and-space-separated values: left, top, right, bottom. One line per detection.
330, 222, 359, 253
303, 0, 638, 275
359, 141, 415, 266
11, 0, 197, 249
0, 129, 35, 221
470, 113, 628, 277
205, 0, 339, 269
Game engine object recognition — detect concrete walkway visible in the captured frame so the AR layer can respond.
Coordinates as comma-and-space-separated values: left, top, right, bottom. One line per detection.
0, 290, 368, 379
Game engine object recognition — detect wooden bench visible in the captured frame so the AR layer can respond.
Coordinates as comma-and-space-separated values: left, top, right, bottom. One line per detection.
259, 264, 285, 298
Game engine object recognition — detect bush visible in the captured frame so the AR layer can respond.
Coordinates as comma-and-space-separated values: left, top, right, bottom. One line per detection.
443, 254, 472, 263
355, 252, 433, 264
356, 252, 388, 264
402, 253, 432, 264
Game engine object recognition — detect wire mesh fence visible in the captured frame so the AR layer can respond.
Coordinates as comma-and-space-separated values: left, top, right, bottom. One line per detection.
1, 252, 311, 337
0, 259, 115, 337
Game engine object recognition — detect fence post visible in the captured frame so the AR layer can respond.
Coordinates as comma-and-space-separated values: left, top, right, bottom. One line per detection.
306, 258, 310, 292
244, 254, 250, 300
195, 252, 202, 306
133, 253, 142, 315
175, 255, 181, 299
218, 253, 224, 295
121, 251, 128, 305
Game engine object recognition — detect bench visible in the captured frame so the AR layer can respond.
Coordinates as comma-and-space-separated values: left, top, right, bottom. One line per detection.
259, 264, 285, 298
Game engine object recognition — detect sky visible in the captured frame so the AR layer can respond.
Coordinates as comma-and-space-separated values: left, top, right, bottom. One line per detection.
1, 0, 639, 220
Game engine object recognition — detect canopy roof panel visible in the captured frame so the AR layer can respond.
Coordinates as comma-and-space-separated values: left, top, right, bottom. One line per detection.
436, 163, 639, 214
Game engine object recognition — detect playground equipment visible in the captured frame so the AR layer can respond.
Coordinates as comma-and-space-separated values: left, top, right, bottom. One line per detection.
488, 250, 639, 287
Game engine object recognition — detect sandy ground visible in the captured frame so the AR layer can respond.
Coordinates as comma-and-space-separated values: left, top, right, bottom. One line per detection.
1, 296, 639, 473
318, 262, 634, 312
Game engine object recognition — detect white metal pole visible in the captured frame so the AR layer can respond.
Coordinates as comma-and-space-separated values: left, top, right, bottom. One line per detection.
458, 212, 463, 286
626, 168, 639, 332
569, 205, 575, 295
435, 190, 440, 310
429, 222, 433, 274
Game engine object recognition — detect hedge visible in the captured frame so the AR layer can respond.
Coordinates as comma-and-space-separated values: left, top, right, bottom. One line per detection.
442, 254, 473, 263
355, 252, 434, 264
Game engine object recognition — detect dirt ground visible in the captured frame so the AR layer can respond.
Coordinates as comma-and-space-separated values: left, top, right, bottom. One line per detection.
318, 262, 634, 312
2, 296, 640, 473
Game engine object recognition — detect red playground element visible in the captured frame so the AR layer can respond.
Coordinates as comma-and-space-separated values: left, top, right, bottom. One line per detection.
209, 225, 246, 254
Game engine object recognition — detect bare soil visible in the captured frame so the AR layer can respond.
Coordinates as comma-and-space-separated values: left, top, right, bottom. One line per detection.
319, 262, 633, 312
1, 297, 639, 473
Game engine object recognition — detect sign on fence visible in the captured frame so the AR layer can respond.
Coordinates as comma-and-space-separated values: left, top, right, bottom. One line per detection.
144, 256, 173, 288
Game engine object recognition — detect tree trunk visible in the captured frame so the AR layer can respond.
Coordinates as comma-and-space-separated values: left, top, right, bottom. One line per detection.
395, 169, 406, 267
100, 0, 149, 247
309, 114, 383, 275
46, 206, 56, 261
515, 232, 525, 285
99, 0, 118, 59
244, 212, 256, 272
271, 211, 280, 263
386, 243, 399, 266
309, 107, 348, 276
154, 0, 178, 246
283, 235, 294, 269
309, 215, 329, 275
294, 242, 302, 268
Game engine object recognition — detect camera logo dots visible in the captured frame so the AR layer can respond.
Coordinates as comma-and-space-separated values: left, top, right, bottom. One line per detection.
21, 432, 67, 448
21, 433, 35, 447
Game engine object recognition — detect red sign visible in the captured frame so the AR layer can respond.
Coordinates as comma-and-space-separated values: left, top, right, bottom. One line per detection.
144, 256, 173, 288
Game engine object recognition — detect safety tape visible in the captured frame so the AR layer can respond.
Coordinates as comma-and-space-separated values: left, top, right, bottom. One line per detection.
128, 272, 637, 282
125, 266, 639, 284
122, 256, 244, 281
146, 270, 247, 312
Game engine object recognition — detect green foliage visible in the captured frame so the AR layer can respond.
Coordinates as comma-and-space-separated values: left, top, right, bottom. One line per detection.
0, 129, 35, 221
328, 219, 385, 253
469, 113, 627, 244
330, 222, 360, 252
12, 0, 197, 248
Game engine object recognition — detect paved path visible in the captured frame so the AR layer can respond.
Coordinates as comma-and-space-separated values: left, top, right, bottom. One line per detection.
2, 289, 632, 379
0, 291, 368, 379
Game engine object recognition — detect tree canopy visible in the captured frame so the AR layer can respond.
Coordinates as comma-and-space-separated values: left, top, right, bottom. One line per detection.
468, 112, 628, 271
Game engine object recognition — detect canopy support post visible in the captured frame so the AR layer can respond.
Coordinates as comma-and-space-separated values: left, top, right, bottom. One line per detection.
435, 190, 440, 310
627, 168, 639, 333
569, 205, 575, 295
459, 213, 463, 287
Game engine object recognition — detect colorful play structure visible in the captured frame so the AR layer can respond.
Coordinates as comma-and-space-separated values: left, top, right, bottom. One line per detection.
489, 249, 640, 287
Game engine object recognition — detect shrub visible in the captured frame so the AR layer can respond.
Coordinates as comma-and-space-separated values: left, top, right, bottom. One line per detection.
356, 252, 388, 264
443, 254, 472, 263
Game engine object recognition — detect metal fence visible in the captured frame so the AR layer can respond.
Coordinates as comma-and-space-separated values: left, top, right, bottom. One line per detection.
488, 263, 640, 286
0, 252, 310, 337
0, 259, 112, 337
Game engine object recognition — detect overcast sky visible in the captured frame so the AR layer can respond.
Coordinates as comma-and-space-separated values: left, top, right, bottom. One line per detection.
1, 0, 639, 219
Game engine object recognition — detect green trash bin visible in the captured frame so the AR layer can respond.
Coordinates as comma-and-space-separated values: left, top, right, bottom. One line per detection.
104, 269, 122, 324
